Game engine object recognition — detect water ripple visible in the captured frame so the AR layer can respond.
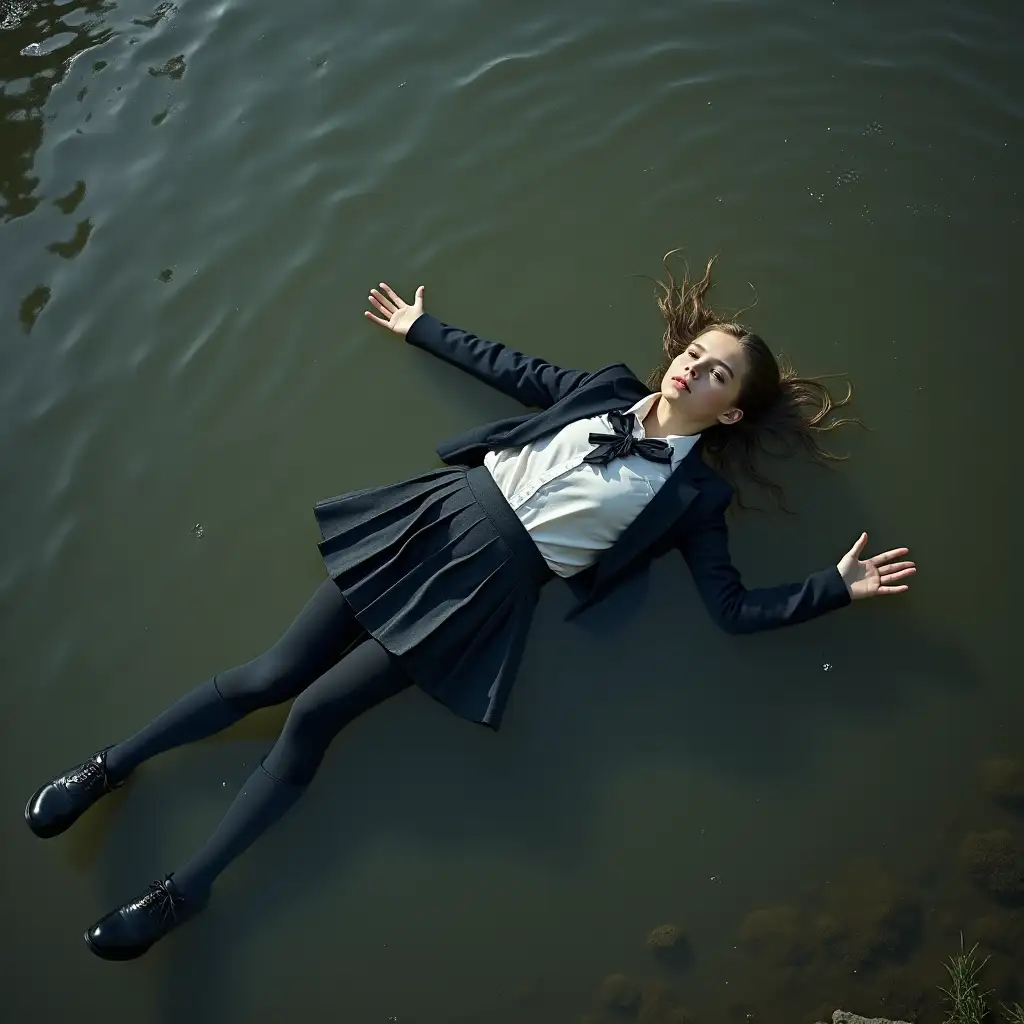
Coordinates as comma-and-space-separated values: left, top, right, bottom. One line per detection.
2, 2, 1024, 1021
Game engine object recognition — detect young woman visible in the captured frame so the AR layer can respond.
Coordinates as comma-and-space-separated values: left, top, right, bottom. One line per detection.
24, 256, 915, 960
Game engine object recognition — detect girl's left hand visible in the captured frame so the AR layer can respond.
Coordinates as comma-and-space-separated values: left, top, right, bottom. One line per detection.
837, 532, 916, 600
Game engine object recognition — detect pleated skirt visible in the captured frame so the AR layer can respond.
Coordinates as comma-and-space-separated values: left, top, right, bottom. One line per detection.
313, 465, 553, 728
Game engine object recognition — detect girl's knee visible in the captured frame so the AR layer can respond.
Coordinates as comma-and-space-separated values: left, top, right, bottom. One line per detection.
280, 687, 342, 747
215, 652, 305, 710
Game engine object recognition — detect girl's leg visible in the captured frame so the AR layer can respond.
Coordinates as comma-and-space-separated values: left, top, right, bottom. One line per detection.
25, 577, 362, 839
85, 635, 410, 960
105, 576, 363, 779
172, 635, 409, 898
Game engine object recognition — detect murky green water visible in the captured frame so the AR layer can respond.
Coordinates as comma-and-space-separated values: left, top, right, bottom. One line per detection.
2, 0, 1022, 1020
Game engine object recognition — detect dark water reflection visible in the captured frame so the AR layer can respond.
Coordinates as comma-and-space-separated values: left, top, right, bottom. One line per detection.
2, 0, 1022, 1021
1, 1, 111, 221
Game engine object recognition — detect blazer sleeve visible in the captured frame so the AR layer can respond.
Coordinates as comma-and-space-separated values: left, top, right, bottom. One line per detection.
405, 313, 589, 409
677, 499, 851, 635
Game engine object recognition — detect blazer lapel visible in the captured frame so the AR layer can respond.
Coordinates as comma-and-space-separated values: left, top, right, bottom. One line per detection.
589, 445, 704, 593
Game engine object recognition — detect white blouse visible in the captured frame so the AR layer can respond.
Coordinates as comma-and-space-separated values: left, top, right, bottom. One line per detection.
483, 393, 700, 578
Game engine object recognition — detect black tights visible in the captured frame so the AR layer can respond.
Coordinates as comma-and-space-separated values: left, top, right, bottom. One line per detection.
103, 578, 411, 899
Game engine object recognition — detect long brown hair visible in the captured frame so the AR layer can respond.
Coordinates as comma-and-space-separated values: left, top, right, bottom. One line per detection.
644, 251, 858, 510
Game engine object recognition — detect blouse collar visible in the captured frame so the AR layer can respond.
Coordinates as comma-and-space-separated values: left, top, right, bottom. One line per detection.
623, 393, 701, 467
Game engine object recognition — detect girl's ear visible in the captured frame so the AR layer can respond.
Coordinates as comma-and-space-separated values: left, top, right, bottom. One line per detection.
718, 407, 744, 425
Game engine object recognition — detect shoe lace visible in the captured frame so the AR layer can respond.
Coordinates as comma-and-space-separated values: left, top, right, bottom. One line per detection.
134, 880, 185, 922
66, 753, 118, 791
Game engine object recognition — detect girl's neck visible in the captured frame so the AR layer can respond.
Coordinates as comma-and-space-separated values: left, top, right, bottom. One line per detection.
642, 393, 706, 439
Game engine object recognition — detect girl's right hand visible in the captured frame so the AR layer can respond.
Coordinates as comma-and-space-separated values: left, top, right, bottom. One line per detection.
364, 282, 425, 337
837, 532, 915, 600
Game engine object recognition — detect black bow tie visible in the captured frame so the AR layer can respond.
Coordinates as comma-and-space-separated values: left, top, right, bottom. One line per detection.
582, 409, 673, 467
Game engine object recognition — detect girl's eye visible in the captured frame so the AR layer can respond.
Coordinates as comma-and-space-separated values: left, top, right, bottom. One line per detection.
712, 370, 724, 383
687, 350, 698, 358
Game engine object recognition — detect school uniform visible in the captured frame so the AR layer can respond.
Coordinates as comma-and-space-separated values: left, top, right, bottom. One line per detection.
314, 313, 851, 729
26, 311, 852, 958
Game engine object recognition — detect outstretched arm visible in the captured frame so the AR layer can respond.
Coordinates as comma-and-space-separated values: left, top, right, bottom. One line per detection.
364, 282, 588, 409
678, 508, 915, 635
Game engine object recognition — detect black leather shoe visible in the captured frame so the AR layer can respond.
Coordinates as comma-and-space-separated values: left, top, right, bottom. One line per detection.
85, 876, 205, 961
24, 748, 125, 838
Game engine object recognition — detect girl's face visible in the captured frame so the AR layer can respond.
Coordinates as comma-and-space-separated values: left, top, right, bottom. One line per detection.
661, 329, 747, 427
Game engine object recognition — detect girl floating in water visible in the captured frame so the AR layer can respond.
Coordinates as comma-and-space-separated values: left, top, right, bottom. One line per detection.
25, 255, 915, 959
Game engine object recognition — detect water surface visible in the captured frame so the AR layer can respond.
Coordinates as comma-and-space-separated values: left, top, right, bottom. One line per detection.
2, 0, 1022, 1020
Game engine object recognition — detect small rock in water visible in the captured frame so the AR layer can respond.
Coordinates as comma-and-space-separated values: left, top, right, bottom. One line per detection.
646, 922, 684, 949
821, 1013, 913, 1024
967, 909, 1024, 954
646, 923, 691, 969
961, 829, 1024, 903
597, 973, 641, 1014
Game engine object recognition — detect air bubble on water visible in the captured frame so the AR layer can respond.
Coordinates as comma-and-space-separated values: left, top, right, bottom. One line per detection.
823, 663, 832, 671
191, 523, 204, 538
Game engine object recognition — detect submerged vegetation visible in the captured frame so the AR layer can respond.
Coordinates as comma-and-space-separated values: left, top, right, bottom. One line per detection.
583, 758, 1023, 1023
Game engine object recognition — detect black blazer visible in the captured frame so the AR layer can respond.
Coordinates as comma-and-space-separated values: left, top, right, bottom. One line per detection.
407, 314, 851, 631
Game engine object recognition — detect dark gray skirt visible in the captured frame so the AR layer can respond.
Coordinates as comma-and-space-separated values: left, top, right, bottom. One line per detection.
313, 465, 552, 728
